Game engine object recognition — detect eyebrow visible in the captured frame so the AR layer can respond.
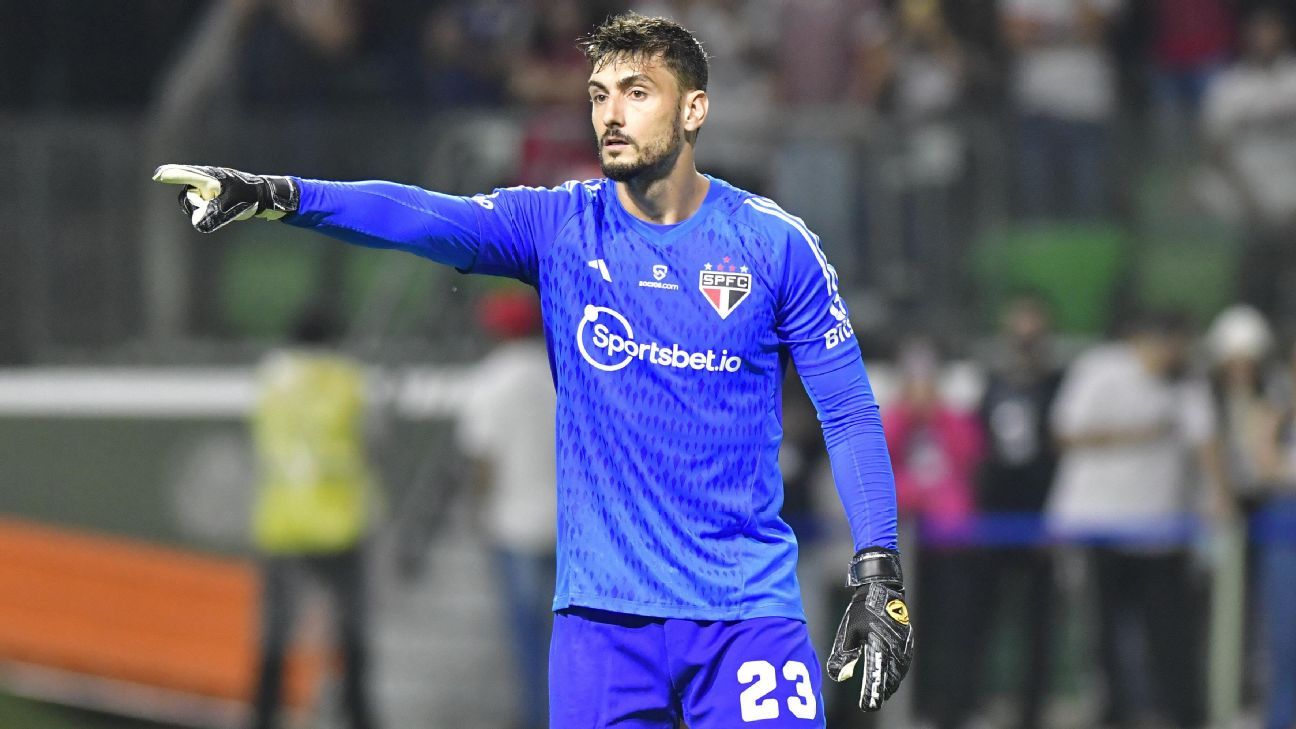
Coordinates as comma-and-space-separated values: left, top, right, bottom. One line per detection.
588, 73, 656, 92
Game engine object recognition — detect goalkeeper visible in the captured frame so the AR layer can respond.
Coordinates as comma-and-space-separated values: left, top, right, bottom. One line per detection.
156, 12, 912, 727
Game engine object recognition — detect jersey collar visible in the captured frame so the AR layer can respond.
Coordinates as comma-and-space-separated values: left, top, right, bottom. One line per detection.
607, 175, 724, 246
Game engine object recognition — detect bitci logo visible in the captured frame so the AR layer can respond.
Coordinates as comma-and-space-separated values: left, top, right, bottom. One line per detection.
576, 305, 742, 374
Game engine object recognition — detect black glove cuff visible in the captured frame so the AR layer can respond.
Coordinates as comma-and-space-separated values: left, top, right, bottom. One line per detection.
262, 175, 300, 214
847, 547, 903, 587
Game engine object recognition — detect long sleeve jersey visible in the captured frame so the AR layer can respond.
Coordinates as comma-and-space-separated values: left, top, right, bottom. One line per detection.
288, 174, 897, 620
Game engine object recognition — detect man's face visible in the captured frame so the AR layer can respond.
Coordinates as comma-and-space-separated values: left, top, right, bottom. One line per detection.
1246, 12, 1288, 63
1138, 332, 1189, 379
588, 54, 686, 182
1003, 298, 1050, 346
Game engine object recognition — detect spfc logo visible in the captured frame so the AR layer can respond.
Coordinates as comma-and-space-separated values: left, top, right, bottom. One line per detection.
699, 258, 751, 319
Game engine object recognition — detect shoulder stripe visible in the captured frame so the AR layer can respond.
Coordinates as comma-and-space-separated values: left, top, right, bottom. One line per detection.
742, 197, 835, 296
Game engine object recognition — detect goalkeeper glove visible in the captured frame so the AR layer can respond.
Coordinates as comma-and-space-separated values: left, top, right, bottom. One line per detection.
152, 164, 299, 233
826, 547, 914, 711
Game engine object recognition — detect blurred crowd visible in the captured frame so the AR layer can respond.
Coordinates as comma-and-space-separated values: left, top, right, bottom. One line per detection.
867, 295, 1296, 729
767, 292, 1295, 729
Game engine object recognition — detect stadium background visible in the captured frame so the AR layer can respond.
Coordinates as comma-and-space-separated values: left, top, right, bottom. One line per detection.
0, 1, 1291, 728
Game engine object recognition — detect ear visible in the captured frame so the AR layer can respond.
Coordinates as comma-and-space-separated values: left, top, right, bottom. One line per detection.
681, 89, 708, 134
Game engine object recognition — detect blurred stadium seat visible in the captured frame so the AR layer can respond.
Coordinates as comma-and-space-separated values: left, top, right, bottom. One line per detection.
0, 517, 325, 727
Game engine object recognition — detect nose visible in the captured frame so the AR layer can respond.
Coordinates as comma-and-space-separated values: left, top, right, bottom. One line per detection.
599, 95, 624, 131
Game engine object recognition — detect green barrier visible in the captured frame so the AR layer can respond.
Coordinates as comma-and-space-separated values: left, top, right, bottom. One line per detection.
973, 224, 1128, 335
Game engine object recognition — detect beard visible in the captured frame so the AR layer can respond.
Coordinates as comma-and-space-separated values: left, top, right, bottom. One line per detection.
598, 118, 684, 183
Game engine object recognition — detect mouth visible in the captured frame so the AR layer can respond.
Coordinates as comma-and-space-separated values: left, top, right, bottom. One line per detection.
603, 137, 631, 150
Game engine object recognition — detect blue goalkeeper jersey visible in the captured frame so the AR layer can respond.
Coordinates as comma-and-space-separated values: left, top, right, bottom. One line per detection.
289, 174, 897, 621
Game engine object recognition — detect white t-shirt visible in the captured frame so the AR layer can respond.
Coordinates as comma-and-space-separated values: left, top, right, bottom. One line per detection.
1003, 0, 1120, 121
1047, 344, 1216, 538
457, 340, 557, 553
1202, 57, 1296, 224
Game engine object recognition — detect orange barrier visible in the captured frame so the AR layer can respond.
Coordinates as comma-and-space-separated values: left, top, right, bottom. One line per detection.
0, 517, 325, 710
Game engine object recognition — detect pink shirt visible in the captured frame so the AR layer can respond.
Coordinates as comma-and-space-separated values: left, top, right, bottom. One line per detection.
1151, 0, 1234, 71
884, 403, 985, 527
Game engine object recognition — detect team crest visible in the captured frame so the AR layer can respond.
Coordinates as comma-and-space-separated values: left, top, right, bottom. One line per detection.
699, 257, 751, 319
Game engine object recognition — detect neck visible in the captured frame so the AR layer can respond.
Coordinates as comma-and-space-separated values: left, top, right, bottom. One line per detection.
1250, 51, 1282, 68
615, 152, 709, 225
1131, 341, 1162, 376
1007, 355, 1043, 381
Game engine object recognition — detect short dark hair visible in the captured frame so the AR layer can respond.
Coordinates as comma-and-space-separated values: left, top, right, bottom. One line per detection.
578, 12, 709, 93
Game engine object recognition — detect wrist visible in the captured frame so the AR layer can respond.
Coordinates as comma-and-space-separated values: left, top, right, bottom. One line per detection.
847, 547, 903, 587
258, 175, 300, 218
265, 173, 300, 214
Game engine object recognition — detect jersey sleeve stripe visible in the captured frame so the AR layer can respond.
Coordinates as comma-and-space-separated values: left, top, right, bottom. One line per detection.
742, 198, 837, 297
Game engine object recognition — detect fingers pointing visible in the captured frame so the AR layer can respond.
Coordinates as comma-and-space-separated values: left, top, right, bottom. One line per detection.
153, 164, 222, 201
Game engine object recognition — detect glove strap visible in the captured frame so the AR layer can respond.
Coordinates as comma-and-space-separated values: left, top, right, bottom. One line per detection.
847, 547, 903, 587
261, 175, 300, 216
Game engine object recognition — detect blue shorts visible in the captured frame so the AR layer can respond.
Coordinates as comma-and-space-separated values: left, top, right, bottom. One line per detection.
550, 607, 825, 728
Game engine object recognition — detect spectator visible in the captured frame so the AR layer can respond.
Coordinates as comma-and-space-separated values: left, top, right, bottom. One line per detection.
1142, 0, 1236, 153
872, 0, 968, 129
1205, 303, 1281, 706
248, 306, 380, 729
884, 338, 985, 729
1201, 7, 1296, 329
868, 0, 971, 317
508, 0, 619, 185
417, 4, 508, 109
1002, 0, 1121, 220
1047, 310, 1224, 729
239, 0, 364, 110
969, 291, 1065, 729
504, 0, 596, 107
772, 0, 887, 106
941, 0, 1010, 104
233, 0, 417, 180
1253, 338, 1296, 729
1207, 304, 1278, 507
770, 0, 888, 282
456, 288, 556, 729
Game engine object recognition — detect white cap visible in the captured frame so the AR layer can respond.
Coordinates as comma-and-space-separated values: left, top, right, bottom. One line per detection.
1206, 304, 1273, 362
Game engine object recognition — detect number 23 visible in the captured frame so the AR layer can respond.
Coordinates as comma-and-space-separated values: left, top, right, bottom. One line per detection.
738, 659, 817, 721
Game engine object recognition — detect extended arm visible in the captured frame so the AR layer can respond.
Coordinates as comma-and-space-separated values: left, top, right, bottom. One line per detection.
151, 164, 562, 282
1055, 422, 1174, 449
287, 178, 484, 269
153, 164, 484, 268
